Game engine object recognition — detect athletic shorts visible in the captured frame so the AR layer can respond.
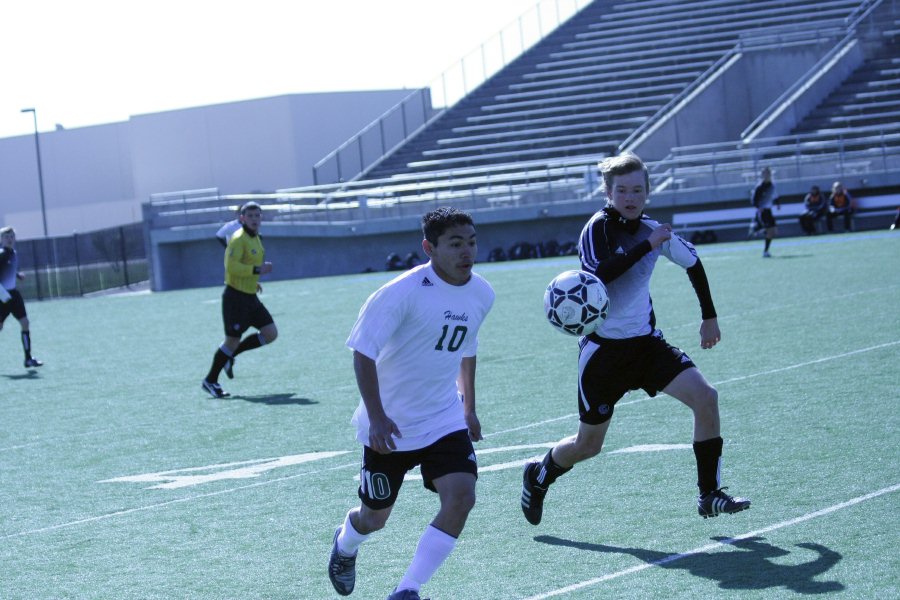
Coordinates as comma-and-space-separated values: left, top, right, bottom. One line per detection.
578, 330, 696, 425
757, 208, 776, 229
0, 289, 27, 324
357, 429, 477, 510
222, 285, 272, 337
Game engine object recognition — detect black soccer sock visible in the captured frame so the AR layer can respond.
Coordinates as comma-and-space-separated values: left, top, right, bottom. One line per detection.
234, 332, 266, 357
764, 237, 772, 252
205, 348, 232, 383
21, 331, 33, 360
693, 436, 724, 495
531, 449, 572, 488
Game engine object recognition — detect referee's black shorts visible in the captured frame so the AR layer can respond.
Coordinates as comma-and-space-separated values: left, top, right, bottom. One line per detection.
221, 285, 272, 337
577, 331, 695, 425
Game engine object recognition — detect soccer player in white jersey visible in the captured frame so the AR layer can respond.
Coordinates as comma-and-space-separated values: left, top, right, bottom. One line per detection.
328, 207, 495, 600
521, 152, 750, 525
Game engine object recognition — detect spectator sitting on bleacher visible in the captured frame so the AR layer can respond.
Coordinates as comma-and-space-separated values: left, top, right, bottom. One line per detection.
798, 185, 827, 235
826, 181, 854, 233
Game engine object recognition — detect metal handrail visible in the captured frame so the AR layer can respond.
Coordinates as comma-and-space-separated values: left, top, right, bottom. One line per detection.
311, 0, 591, 186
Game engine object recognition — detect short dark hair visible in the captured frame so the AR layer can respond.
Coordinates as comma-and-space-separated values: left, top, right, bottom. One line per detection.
240, 201, 262, 215
598, 151, 649, 194
422, 207, 474, 245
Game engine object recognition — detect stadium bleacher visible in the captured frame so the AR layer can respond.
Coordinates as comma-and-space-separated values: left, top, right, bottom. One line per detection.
364, 0, 863, 180
146, 0, 900, 290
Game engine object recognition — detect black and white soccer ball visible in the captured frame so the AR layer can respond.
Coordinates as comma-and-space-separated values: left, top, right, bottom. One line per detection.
543, 270, 609, 336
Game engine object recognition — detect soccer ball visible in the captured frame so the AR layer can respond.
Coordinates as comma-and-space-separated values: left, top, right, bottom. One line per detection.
543, 270, 609, 336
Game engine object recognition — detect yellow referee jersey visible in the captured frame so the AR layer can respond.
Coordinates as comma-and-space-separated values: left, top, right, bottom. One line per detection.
224, 228, 264, 294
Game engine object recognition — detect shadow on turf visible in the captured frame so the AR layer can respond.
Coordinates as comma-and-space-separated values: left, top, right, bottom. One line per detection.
227, 393, 318, 406
765, 254, 815, 260
3, 370, 41, 380
535, 535, 843, 593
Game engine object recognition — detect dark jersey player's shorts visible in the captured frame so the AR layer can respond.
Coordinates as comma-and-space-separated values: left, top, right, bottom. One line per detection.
222, 285, 273, 337
0, 289, 27, 324
357, 429, 477, 510
757, 208, 777, 229
578, 330, 696, 425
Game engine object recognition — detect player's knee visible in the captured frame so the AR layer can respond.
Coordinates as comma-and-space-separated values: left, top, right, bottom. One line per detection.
356, 508, 389, 533
444, 487, 476, 516
262, 326, 277, 344
694, 385, 719, 417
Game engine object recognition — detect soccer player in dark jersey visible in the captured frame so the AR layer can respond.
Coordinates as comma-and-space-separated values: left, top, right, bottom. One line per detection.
201, 202, 277, 398
0, 227, 43, 368
520, 152, 750, 524
750, 166, 780, 257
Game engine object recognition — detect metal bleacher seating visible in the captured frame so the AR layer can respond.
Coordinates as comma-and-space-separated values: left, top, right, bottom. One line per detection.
363, 0, 863, 181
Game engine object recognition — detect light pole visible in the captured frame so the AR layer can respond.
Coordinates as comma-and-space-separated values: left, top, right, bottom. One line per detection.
20, 108, 49, 238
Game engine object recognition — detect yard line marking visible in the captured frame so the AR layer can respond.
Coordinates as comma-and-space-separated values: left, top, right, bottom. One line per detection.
713, 340, 899, 385
2, 461, 360, 540
522, 483, 900, 600
487, 339, 900, 438
660, 283, 899, 331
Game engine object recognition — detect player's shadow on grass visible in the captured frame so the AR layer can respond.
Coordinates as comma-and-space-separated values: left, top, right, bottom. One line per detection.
3, 371, 41, 380
535, 535, 843, 594
229, 393, 318, 406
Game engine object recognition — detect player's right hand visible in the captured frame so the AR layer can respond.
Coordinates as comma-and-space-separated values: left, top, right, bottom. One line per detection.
259, 262, 273, 275
649, 223, 673, 248
368, 415, 401, 454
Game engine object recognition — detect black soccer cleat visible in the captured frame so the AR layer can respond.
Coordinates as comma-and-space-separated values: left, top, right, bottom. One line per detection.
698, 487, 751, 518
328, 527, 357, 596
521, 462, 548, 525
201, 379, 230, 399
223, 357, 234, 379
386, 588, 428, 600
24, 357, 43, 368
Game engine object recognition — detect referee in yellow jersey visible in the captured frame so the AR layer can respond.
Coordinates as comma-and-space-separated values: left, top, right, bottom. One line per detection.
202, 202, 278, 398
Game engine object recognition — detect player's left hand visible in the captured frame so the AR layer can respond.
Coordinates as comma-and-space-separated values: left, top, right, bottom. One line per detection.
465, 411, 483, 442
699, 318, 721, 349
16, 272, 25, 281
256, 283, 263, 294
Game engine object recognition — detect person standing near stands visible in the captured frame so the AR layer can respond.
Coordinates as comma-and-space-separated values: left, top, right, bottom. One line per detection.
201, 202, 277, 398
328, 207, 494, 600
799, 184, 827, 235
519, 152, 750, 528
826, 181, 855, 232
215, 209, 243, 248
0, 227, 43, 368
749, 166, 780, 257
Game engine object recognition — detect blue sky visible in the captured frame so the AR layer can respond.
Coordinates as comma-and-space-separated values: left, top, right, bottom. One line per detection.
0, 0, 574, 138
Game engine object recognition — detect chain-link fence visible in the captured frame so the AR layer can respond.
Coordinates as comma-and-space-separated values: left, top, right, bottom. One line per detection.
14, 223, 148, 300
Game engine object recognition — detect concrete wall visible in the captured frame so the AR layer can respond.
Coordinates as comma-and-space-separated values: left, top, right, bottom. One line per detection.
147, 202, 596, 291
0, 90, 414, 239
632, 41, 836, 160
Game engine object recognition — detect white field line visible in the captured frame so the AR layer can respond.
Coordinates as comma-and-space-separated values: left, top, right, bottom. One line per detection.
5, 341, 897, 538
522, 483, 900, 600
486, 339, 900, 438
2, 461, 361, 540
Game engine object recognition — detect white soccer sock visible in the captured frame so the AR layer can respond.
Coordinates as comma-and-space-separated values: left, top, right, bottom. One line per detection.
336, 509, 368, 556
395, 525, 457, 593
